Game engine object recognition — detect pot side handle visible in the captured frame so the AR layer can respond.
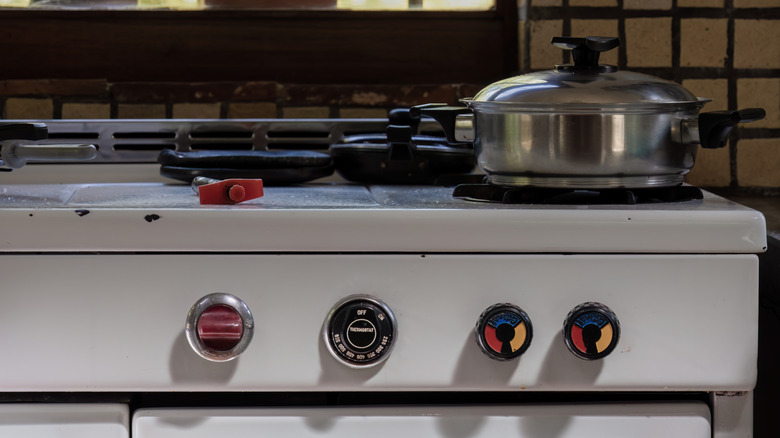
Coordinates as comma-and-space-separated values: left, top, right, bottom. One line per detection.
698, 108, 766, 149
410, 104, 474, 145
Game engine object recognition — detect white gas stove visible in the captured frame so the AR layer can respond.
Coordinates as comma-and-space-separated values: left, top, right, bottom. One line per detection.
0, 119, 766, 438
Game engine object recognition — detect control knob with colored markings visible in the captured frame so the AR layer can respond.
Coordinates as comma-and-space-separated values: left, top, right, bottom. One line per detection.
563, 302, 620, 360
475, 303, 533, 360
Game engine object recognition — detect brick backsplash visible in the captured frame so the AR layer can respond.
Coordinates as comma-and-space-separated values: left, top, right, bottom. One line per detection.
4, 98, 53, 119
117, 103, 167, 119
61, 103, 111, 119
521, 0, 780, 190
171, 102, 222, 119
737, 78, 780, 129
529, 20, 564, 69
0, 2, 777, 190
681, 79, 729, 111
623, 0, 672, 9
738, 138, 780, 187
680, 18, 728, 68
677, 0, 723, 6
625, 18, 673, 67
227, 102, 278, 119
282, 106, 332, 119
734, 19, 780, 69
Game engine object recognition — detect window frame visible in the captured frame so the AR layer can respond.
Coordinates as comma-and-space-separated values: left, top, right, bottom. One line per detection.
0, 0, 518, 85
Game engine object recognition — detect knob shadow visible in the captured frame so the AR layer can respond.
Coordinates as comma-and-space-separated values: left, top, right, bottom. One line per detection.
452, 332, 520, 388
169, 331, 239, 386
537, 329, 604, 386
316, 337, 384, 387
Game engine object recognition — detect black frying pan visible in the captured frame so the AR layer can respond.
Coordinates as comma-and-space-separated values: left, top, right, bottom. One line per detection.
158, 149, 334, 185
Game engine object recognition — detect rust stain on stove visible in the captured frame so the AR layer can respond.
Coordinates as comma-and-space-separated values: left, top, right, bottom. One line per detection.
145, 214, 161, 222
715, 391, 748, 397
75, 209, 90, 217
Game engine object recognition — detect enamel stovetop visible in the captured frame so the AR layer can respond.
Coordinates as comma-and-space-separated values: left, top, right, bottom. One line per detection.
0, 183, 767, 254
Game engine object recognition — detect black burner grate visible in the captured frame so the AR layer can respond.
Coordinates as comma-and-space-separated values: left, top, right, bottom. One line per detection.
452, 184, 704, 205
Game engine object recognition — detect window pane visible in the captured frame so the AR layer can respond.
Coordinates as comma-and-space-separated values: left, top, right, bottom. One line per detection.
2, 0, 494, 9
423, 0, 493, 9
137, 0, 202, 8
337, 0, 407, 9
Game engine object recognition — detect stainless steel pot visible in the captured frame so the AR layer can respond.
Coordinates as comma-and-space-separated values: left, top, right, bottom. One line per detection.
412, 37, 766, 189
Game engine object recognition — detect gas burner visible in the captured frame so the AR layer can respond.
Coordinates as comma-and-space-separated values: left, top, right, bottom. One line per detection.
452, 184, 704, 205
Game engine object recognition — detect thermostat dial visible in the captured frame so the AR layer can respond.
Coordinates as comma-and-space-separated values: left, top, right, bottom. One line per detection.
323, 295, 397, 368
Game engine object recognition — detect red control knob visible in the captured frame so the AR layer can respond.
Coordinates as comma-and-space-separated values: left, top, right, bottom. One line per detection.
197, 305, 244, 351
185, 293, 254, 362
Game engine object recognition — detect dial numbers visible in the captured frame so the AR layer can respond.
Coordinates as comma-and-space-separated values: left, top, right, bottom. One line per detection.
324, 295, 397, 368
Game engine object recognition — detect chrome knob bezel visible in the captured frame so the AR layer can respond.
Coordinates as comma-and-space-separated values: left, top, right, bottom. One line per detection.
185, 293, 254, 362
322, 294, 398, 369
562, 301, 620, 361
474, 302, 534, 361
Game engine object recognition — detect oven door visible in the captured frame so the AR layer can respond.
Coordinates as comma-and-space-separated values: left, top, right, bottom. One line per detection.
133, 404, 710, 438
0, 404, 128, 438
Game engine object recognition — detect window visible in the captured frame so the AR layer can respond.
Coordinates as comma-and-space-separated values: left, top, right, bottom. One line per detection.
1, 0, 494, 10
0, 0, 514, 85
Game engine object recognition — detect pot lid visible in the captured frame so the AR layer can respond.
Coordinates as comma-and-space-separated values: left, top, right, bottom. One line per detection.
470, 37, 701, 107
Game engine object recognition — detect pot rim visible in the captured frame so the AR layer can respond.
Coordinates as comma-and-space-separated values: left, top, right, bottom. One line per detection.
460, 97, 710, 113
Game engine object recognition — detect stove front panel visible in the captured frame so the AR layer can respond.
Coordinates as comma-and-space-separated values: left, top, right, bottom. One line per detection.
0, 254, 757, 391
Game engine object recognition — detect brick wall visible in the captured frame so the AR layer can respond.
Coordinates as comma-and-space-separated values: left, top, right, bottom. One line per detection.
0, 81, 478, 120
523, 0, 780, 189
0, 1, 777, 189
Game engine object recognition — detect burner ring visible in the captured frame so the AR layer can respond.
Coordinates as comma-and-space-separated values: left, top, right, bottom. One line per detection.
486, 174, 685, 190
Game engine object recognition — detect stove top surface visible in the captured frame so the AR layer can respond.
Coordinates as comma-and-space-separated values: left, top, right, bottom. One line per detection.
0, 182, 767, 254
0, 182, 756, 211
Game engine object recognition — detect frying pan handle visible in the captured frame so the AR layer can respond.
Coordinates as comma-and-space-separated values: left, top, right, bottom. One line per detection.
386, 125, 416, 161
0, 122, 48, 142
698, 108, 766, 149
388, 108, 421, 133
410, 104, 474, 145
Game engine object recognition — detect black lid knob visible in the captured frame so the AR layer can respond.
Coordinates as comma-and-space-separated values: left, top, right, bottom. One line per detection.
552, 36, 620, 72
